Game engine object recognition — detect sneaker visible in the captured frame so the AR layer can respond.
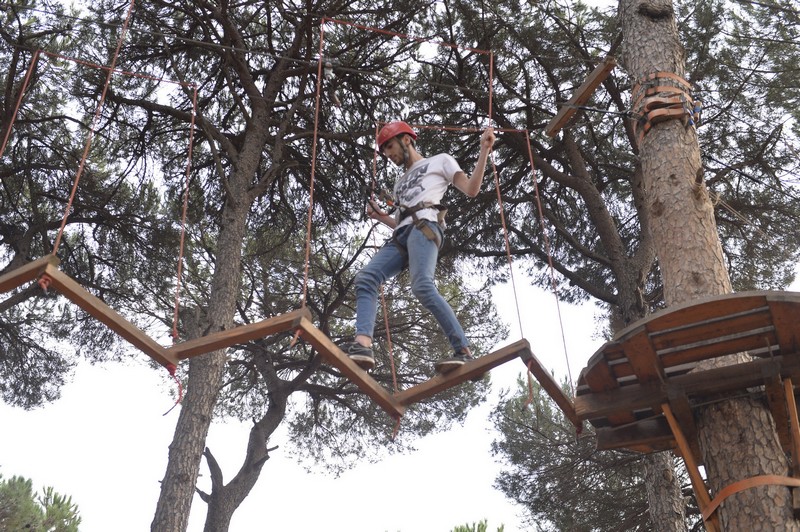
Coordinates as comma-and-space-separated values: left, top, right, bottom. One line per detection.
434, 349, 474, 374
339, 341, 375, 371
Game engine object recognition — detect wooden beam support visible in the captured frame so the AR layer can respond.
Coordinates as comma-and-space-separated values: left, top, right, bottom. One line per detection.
296, 317, 405, 419
41, 264, 178, 368
763, 365, 791, 451
662, 403, 720, 532
544, 56, 616, 137
518, 345, 582, 430
667, 388, 701, 460
394, 339, 530, 407
784, 378, 800, 517
168, 308, 312, 360
0, 255, 58, 293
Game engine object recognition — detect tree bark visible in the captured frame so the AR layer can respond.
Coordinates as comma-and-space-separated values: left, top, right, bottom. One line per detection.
643, 452, 686, 531
619, 0, 798, 529
151, 193, 250, 532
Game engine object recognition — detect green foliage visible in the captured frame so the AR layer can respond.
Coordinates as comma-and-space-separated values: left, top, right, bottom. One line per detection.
491, 378, 649, 531
0, 474, 81, 532
451, 519, 505, 532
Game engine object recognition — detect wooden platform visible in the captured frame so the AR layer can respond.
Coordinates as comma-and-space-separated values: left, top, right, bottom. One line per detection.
571, 290, 800, 454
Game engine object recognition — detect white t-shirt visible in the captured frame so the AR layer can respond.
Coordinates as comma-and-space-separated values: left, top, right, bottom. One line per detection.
393, 153, 463, 229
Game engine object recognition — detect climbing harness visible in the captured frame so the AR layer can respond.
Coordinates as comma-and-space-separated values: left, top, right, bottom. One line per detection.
396, 201, 448, 245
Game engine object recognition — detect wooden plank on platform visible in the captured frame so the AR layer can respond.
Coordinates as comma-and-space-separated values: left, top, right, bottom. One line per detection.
517, 344, 582, 430
658, 326, 778, 368
544, 56, 616, 137
579, 342, 638, 426
296, 317, 404, 419
650, 306, 773, 353
595, 416, 674, 452
394, 339, 529, 407
768, 297, 800, 355
581, 341, 628, 389
168, 308, 311, 360
42, 264, 178, 368
623, 328, 664, 384
637, 292, 768, 335
0, 255, 59, 293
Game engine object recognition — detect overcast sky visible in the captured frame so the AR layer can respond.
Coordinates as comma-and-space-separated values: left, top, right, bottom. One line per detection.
0, 277, 602, 531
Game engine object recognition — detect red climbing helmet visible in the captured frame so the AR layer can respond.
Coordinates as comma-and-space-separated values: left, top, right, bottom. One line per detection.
376, 121, 417, 150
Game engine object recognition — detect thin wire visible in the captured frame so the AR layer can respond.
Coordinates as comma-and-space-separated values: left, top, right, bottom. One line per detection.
525, 132, 575, 397
490, 152, 524, 339
51, 0, 137, 256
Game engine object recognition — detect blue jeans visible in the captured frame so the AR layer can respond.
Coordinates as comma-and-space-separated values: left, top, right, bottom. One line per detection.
354, 222, 469, 352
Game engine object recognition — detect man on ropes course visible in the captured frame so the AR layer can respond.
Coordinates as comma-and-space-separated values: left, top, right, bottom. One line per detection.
339, 121, 496, 373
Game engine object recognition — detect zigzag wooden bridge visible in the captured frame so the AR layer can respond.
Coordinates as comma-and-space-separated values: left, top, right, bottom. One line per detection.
0, 257, 544, 417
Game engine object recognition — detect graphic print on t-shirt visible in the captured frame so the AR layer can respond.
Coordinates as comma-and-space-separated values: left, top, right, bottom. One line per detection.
395, 162, 429, 204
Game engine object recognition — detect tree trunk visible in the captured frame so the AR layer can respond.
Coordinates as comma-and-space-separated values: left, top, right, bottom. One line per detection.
643, 452, 686, 531
151, 194, 251, 532
619, 0, 798, 529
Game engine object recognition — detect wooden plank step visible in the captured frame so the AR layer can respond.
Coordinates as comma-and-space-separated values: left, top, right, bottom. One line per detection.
168, 308, 311, 360
296, 316, 405, 419
394, 339, 530, 407
41, 264, 178, 368
0, 255, 59, 293
517, 344, 582, 430
544, 56, 616, 137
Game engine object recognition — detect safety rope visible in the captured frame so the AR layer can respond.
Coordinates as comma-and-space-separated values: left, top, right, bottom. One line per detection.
289, 24, 327, 351
171, 87, 198, 343
0, 50, 41, 160
370, 124, 401, 399
51, 0, 136, 256
524, 132, 575, 398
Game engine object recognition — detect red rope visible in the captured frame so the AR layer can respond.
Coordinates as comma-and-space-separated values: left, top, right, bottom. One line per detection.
0, 50, 40, 160
51, 0, 137, 256
321, 17, 492, 56
162, 363, 183, 416
297, 27, 328, 311
524, 359, 535, 408
171, 86, 199, 342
